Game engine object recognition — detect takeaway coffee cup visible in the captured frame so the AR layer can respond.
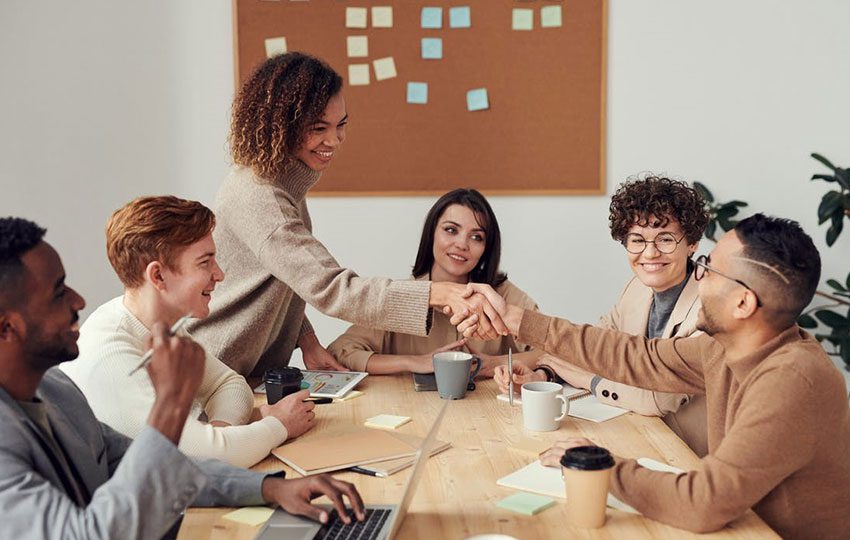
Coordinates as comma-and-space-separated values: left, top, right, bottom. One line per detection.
521, 381, 568, 432
432, 351, 481, 399
560, 446, 616, 528
264, 367, 304, 405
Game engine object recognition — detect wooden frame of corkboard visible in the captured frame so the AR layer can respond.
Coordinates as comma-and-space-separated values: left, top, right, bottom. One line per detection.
232, 0, 607, 196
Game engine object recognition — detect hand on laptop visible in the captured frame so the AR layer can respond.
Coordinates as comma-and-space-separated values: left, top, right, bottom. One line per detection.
262, 475, 365, 525
259, 389, 316, 439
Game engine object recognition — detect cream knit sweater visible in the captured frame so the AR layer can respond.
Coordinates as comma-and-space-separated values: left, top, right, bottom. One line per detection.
61, 297, 287, 468
190, 161, 432, 377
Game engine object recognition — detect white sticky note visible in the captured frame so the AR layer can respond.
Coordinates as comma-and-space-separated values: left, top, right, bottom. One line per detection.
407, 82, 428, 104
449, 6, 472, 29
373, 57, 397, 81
512, 8, 534, 31
466, 88, 489, 111
348, 64, 370, 86
541, 5, 562, 28
264, 37, 287, 58
372, 6, 393, 28
346, 36, 368, 58
365, 414, 411, 430
421, 7, 443, 29
421, 38, 443, 60
346, 7, 368, 29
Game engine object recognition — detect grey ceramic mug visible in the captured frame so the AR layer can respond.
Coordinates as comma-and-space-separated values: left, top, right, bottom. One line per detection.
432, 351, 482, 400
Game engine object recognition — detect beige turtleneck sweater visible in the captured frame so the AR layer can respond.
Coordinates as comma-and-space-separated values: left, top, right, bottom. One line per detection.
190, 161, 432, 377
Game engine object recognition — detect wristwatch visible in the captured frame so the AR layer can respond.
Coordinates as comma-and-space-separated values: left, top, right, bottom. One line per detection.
536, 364, 562, 384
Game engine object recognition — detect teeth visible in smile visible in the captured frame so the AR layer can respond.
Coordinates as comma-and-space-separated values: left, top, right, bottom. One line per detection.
448, 254, 467, 262
642, 263, 665, 271
315, 151, 333, 158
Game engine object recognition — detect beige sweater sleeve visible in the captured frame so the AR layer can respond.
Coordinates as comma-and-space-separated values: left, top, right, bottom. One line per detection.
326, 324, 389, 372
589, 288, 692, 416
252, 200, 432, 336
194, 350, 254, 426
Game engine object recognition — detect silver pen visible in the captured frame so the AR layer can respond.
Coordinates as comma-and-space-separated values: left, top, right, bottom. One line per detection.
508, 347, 514, 406
127, 314, 193, 376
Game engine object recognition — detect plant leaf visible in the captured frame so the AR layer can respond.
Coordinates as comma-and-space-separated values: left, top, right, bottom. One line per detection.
727, 200, 749, 208
693, 182, 714, 203
836, 168, 850, 190
705, 220, 717, 242
815, 309, 849, 329
811, 173, 836, 183
797, 314, 818, 328
826, 213, 845, 246
811, 152, 837, 171
818, 191, 843, 222
827, 279, 848, 292
845, 270, 850, 291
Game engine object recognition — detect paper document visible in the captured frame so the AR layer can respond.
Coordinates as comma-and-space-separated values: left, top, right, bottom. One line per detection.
568, 395, 628, 423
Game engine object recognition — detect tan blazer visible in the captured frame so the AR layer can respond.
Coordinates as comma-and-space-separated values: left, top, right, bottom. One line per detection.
328, 277, 542, 371
565, 274, 707, 457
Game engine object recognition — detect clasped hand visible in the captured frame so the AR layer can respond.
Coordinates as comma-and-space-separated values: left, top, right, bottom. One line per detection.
439, 282, 509, 340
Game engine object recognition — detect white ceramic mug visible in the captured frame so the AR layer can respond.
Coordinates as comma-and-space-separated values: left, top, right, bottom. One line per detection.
521, 381, 568, 432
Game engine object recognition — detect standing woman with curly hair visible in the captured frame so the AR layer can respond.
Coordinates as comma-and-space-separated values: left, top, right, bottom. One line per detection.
495, 175, 711, 456
189, 53, 506, 378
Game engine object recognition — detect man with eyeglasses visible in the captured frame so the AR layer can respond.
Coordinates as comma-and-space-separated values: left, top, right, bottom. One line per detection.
475, 214, 850, 538
494, 176, 710, 456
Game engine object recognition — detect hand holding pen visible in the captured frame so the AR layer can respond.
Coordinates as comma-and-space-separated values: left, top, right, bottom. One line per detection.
128, 314, 193, 376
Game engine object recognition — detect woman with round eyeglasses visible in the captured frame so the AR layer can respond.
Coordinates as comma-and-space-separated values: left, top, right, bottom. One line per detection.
495, 175, 712, 457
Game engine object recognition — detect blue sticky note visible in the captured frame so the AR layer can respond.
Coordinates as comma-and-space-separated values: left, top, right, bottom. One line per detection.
466, 88, 489, 112
407, 82, 428, 104
421, 38, 443, 59
421, 7, 442, 29
449, 6, 471, 28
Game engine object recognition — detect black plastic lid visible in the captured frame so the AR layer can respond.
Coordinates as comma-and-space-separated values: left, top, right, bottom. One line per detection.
560, 446, 615, 471
264, 367, 303, 384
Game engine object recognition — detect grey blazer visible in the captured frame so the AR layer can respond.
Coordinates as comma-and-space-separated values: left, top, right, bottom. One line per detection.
0, 368, 268, 539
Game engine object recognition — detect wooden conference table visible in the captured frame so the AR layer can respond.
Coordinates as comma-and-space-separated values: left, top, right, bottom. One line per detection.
178, 376, 778, 540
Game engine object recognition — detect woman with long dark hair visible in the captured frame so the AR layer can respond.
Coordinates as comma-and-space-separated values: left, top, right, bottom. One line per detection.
328, 188, 542, 376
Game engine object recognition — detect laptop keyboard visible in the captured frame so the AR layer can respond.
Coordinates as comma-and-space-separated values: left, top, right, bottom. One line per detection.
313, 508, 391, 540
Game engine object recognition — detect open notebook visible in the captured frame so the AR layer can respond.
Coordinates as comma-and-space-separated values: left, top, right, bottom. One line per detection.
497, 458, 686, 514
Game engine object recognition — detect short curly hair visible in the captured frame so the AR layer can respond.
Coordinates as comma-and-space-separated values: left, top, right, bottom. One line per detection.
0, 217, 47, 309
230, 52, 343, 180
609, 175, 709, 244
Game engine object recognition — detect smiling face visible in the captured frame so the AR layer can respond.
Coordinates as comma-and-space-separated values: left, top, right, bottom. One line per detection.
430, 204, 487, 284
626, 216, 697, 293
295, 92, 348, 172
19, 242, 86, 369
158, 233, 224, 320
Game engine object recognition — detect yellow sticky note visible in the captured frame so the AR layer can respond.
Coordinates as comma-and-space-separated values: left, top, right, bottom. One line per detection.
347, 36, 368, 58
371, 6, 393, 28
335, 390, 364, 402
365, 414, 411, 430
541, 5, 562, 28
372, 57, 397, 81
222, 507, 274, 527
348, 64, 370, 86
512, 8, 533, 31
264, 37, 287, 58
346, 7, 368, 29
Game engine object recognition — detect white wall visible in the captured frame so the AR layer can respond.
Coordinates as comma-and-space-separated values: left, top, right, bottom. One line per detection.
2, 1, 849, 376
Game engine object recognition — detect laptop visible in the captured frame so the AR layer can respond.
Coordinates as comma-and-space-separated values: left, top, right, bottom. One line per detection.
256, 400, 450, 540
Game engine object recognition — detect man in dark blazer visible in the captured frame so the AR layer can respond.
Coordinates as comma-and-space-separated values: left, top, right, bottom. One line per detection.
0, 217, 364, 539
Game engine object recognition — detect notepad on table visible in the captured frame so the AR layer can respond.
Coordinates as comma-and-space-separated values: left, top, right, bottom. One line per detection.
272, 427, 417, 476
568, 394, 628, 423
222, 507, 274, 526
365, 414, 411, 430
351, 434, 451, 477
497, 492, 555, 515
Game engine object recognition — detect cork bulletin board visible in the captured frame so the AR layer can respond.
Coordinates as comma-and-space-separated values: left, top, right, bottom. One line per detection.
233, 0, 607, 195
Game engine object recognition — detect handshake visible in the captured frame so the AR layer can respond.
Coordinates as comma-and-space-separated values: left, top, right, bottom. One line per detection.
430, 282, 523, 341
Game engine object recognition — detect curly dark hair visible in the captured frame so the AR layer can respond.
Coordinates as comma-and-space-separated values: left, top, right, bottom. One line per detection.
0, 217, 47, 308
230, 52, 343, 180
608, 175, 709, 244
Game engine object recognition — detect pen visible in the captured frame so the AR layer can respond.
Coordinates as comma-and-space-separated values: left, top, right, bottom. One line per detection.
508, 348, 514, 406
128, 314, 193, 376
304, 397, 333, 405
349, 466, 380, 477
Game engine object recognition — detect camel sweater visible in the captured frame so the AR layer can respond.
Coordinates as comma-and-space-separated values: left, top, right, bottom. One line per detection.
190, 162, 431, 377
518, 310, 850, 538
61, 297, 287, 468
